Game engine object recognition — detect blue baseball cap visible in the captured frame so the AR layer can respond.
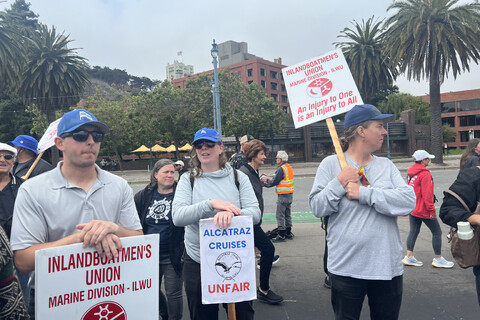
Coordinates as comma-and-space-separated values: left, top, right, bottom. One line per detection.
9, 135, 39, 155
344, 104, 393, 129
57, 109, 110, 137
193, 128, 222, 143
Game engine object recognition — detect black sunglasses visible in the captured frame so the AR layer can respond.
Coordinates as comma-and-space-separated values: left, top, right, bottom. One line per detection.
62, 130, 105, 143
194, 140, 216, 149
0, 154, 14, 160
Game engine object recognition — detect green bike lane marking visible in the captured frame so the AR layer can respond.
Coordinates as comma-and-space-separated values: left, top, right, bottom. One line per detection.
262, 207, 442, 224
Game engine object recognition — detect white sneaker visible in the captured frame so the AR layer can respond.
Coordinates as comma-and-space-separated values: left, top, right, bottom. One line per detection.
402, 255, 423, 266
432, 257, 454, 268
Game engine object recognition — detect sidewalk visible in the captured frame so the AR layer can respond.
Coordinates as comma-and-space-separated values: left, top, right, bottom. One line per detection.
114, 155, 461, 184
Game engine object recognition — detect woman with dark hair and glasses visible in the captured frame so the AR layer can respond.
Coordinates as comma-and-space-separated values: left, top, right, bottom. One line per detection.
134, 159, 184, 320
172, 128, 261, 320
309, 105, 416, 319
239, 139, 283, 305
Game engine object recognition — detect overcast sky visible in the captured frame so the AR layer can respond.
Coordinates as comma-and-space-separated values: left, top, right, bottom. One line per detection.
2, 0, 479, 96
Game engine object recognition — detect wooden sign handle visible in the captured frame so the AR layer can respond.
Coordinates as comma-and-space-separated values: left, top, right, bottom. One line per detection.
326, 118, 347, 169
227, 303, 236, 320
24, 151, 44, 180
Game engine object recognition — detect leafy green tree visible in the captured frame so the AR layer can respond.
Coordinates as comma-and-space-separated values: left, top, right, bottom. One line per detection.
0, 92, 32, 141
85, 94, 138, 169
443, 125, 457, 143
384, 0, 480, 163
184, 70, 287, 142
378, 93, 430, 125
19, 24, 89, 123
225, 83, 286, 139
335, 16, 397, 104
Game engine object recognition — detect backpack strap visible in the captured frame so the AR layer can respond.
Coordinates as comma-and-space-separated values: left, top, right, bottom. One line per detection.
233, 169, 240, 190
444, 189, 472, 213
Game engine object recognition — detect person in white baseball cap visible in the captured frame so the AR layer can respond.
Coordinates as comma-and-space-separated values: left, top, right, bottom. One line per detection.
0, 142, 19, 237
404, 150, 454, 269
412, 150, 435, 162
174, 160, 188, 179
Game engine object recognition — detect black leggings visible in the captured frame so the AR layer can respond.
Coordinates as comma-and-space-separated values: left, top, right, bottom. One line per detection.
406, 215, 442, 255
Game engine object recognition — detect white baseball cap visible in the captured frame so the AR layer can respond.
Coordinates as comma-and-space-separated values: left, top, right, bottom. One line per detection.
0, 142, 17, 157
174, 160, 184, 166
412, 150, 435, 161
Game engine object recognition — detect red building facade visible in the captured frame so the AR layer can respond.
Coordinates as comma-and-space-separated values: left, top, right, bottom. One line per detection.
172, 57, 290, 113
421, 88, 480, 148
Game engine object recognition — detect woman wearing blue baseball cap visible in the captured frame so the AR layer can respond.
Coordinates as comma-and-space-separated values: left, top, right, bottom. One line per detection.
309, 105, 416, 319
172, 128, 261, 320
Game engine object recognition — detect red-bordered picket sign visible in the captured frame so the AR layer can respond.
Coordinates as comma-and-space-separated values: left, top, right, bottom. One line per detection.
282, 49, 364, 168
35, 234, 159, 319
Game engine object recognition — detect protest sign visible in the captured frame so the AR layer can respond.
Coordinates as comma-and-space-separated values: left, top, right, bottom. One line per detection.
282, 49, 363, 129
37, 118, 62, 153
35, 234, 159, 319
200, 216, 256, 304
24, 117, 62, 180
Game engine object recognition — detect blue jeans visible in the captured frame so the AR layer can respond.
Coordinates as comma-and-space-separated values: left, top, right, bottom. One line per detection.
330, 274, 403, 320
159, 256, 183, 320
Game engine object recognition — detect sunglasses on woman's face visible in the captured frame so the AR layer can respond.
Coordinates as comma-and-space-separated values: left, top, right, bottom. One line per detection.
0, 154, 14, 160
61, 130, 105, 143
194, 141, 216, 149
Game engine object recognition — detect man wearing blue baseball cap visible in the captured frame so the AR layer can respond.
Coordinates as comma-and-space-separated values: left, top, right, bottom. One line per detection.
9, 135, 54, 179
10, 109, 143, 317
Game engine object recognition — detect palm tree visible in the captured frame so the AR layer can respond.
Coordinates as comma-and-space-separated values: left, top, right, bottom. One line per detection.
19, 24, 89, 123
0, 0, 40, 91
384, 0, 480, 163
335, 16, 397, 104
0, 12, 23, 91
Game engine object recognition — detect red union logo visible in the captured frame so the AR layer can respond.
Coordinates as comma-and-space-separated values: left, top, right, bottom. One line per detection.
81, 301, 126, 320
306, 78, 333, 98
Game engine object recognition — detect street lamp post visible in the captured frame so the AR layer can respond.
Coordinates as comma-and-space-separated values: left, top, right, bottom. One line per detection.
211, 78, 217, 131
211, 39, 222, 136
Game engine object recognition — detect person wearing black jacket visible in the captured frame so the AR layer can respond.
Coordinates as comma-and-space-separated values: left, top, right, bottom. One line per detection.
134, 159, 185, 320
239, 139, 283, 305
440, 166, 480, 306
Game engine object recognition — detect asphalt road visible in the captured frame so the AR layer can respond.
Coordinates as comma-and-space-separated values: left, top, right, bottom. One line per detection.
129, 167, 480, 319
131, 168, 461, 216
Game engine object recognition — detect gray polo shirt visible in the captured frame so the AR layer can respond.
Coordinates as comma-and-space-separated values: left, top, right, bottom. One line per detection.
11, 162, 141, 251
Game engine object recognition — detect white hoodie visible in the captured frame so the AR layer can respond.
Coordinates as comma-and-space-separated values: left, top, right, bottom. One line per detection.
172, 163, 260, 263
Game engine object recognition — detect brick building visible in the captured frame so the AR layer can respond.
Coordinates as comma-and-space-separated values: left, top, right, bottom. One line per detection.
172, 41, 290, 113
421, 88, 480, 149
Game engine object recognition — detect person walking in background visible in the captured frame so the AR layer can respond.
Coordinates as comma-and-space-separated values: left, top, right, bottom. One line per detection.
239, 139, 283, 305
403, 150, 454, 268
440, 166, 480, 306
265, 150, 294, 242
172, 128, 260, 320
460, 138, 480, 170
229, 134, 253, 169
174, 160, 188, 180
309, 104, 416, 320
9, 135, 53, 179
134, 159, 184, 320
